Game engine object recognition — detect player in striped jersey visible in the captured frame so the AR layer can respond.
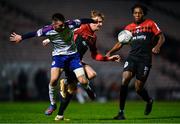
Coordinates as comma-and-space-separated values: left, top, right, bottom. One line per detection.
10, 13, 99, 115
44, 10, 119, 121
106, 4, 165, 120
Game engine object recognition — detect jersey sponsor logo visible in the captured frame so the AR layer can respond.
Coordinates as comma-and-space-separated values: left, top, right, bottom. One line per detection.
124, 61, 128, 68
132, 35, 146, 40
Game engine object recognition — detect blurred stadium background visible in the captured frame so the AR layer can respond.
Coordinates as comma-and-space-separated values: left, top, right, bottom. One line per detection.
0, 0, 180, 102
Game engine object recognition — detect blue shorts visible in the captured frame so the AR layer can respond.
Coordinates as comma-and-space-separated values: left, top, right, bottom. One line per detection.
51, 53, 82, 71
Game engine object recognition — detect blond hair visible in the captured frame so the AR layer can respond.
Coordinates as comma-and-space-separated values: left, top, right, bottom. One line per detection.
91, 10, 105, 20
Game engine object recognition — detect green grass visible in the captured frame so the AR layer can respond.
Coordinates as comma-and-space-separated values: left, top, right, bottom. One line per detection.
0, 101, 180, 123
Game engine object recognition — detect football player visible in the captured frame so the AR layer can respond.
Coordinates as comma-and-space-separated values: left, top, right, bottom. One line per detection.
106, 4, 165, 120
53, 10, 120, 121
9, 13, 102, 116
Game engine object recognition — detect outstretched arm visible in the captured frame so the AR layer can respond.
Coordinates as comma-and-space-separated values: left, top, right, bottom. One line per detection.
10, 25, 53, 43
152, 33, 165, 54
10, 31, 36, 43
106, 42, 123, 56
90, 42, 120, 62
79, 18, 96, 24
91, 51, 120, 62
89, 39, 120, 62
66, 18, 96, 29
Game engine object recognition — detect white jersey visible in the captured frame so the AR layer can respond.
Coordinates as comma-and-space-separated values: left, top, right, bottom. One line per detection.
36, 19, 82, 56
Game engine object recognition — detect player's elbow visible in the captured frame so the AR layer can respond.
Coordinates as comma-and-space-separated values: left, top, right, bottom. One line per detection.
161, 34, 165, 43
159, 33, 165, 44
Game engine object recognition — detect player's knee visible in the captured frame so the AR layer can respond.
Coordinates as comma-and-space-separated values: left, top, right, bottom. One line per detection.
50, 77, 59, 86
135, 84, 144, 93
122, 71, 132, 85
88, 72, 97, 79
135, 80, 144, 93
122, 77, 130, 86
77, 75, 88, 84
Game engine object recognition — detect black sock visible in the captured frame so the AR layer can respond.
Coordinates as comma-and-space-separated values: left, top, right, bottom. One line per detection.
137, 88, 151, 102
58, 94, 73, 115
119, 85, 128, 112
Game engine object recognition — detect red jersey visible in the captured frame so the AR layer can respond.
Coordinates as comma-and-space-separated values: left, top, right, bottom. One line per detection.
125, 19, 161, 61
74, 24, 109, 61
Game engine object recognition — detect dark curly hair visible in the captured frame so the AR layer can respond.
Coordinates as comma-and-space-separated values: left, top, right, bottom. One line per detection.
52, 13, 65, 22
131, 4, 148, 16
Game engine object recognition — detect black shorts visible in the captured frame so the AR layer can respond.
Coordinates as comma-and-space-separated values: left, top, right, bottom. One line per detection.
123, 56, 152, 82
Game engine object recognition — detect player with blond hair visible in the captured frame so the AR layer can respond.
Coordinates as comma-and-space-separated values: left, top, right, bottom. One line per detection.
10, 13, 107, 116
51, 10, 120, 121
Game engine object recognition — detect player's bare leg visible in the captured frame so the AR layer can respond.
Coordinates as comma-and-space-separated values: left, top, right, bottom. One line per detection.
75, 67, 96, 100
60, 65, 96, 100
135, 80, 153, 115
84, 64, 97, 79
45, 67, 63, 115
83, 64, 96, 100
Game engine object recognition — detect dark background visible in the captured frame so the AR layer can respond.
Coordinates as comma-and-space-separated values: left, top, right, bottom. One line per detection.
0, 0, 180, 102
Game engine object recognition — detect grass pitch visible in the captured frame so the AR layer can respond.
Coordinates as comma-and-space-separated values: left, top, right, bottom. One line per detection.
0, 100, 180, 123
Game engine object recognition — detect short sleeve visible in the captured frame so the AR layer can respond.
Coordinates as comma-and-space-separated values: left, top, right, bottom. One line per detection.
151, 21, 161, 36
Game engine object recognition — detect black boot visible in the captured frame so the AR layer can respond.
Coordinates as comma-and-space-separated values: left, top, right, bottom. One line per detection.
144, 99, 153, 115
113, 111, 126, 120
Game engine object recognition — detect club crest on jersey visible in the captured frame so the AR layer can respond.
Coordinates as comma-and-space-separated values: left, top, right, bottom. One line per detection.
136, 28, 140, 33
135, 26, 141, 33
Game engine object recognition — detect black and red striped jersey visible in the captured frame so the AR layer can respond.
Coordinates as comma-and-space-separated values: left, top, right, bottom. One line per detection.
125, 19, 161, 62
74, 24, 109, 61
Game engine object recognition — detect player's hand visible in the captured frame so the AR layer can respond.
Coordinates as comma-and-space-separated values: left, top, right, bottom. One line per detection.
42, 39, 50, 46
109, 55, 121, 62
152, 46, 160, 54
10, 32, 22, 43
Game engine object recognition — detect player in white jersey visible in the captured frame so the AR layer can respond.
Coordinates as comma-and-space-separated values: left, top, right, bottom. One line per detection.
10, 13, 97, 115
